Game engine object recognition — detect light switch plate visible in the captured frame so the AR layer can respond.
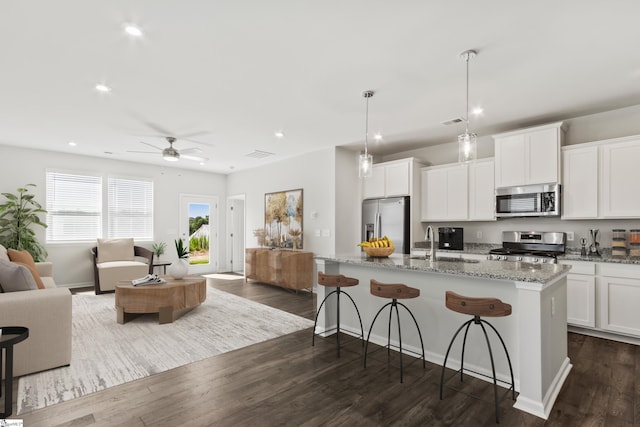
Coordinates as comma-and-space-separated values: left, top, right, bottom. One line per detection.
566, 232, 574, 241
314, 229, 321, 237
322, 229, 330, 237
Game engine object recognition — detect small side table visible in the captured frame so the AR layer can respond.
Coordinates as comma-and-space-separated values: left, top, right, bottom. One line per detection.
1, 326, 29, 418
153, 261, 171, 274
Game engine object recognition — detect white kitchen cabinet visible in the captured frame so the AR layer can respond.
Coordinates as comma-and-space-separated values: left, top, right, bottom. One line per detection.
561, 145, 598, 219
597, 263, 640, 337
560, 260, 596, 328
421, 159, 495, 222
363, 158, 415, 199
562, 135, 640, 219
493, 122, 564, 188
600, 137, 640, 218
468, 158, 495, 220
420, 163, 468, 221
362, 164, 386, 199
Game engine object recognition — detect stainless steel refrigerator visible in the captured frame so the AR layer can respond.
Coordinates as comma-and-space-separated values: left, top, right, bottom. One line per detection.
362, 196, 410, 254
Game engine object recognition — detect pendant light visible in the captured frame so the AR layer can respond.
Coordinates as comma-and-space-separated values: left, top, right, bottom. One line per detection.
359, 90, 374, 178
458, 49, 477, 163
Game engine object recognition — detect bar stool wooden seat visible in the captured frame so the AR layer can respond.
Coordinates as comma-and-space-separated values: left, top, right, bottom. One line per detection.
364, 279, 425, 383
312, 272, 364, 357
439, 291, 516, 424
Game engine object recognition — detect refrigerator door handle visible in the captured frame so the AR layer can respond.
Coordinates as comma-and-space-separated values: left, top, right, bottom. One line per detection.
375, 212, 381, 239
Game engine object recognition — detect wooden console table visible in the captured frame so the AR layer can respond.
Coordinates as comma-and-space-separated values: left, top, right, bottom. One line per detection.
245, 248, 313, 291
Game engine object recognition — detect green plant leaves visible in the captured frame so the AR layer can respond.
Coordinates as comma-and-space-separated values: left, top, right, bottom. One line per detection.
0, 184, 48, 261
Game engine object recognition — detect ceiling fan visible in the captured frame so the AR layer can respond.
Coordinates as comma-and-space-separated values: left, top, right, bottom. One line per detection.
127, 136, 209, 162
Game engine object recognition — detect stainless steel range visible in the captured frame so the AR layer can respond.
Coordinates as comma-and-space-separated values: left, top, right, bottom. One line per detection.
488, 231, 566, 264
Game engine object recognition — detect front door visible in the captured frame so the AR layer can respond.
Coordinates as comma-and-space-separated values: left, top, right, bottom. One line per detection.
179, 194, 218, 275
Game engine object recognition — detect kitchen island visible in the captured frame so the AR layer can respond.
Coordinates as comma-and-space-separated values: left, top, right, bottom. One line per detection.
314, 253, 572, 420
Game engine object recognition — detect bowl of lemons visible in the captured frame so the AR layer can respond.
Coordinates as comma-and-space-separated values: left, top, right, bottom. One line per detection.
358, 236, 395, 257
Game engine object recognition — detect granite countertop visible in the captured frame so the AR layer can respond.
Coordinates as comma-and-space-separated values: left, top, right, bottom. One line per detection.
413, 242, 640, 265
315, 253, 571, 285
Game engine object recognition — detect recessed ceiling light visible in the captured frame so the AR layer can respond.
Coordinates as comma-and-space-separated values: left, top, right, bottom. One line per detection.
374, 133, 383, 141
472, 107, 484, 115
68, 141, 77, 147
95, 83, 112, 93
124, 24, 143, 37
274, 131, 285, 139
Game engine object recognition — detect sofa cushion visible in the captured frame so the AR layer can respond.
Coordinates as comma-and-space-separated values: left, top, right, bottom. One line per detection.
0, 258, 38, 292
7, 249, 45, 289
0, 244, 9, 262
97, 238, 135, 263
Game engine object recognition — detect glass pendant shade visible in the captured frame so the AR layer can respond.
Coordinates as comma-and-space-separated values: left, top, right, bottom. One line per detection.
458, 130, 477, 163
359, 152, 373, 178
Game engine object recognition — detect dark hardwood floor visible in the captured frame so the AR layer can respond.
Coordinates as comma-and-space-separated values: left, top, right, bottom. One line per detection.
9, 275, 640, 426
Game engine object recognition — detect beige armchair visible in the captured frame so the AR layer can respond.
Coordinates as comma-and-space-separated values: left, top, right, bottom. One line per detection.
91, 238, 153, 294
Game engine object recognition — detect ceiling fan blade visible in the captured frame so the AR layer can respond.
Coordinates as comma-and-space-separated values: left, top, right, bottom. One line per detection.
139, 141, 164, 151
179, 147, 203, 155
143, 121, 173, 136
181, 138, 214, 147
176, 130, 211, 139
181, 154, 209, 162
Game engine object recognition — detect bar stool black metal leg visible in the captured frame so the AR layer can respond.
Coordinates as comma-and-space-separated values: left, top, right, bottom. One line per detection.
364, 301, 393, 368
342, 291, 365, 345
440, 319, 473, 400
312, 289, 339, 347
479, 321, 500, 423
460, 319, 474, 382
484, 320, 516, 401
397, 301, 427, 369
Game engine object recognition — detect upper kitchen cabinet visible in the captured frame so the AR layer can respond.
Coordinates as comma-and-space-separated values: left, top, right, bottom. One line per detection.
563, 135, 640, 219
493, 122, 564, 188
562, 144, 598, 219
420, 158, 495, 221
362, 158, 422, 199
600, 137, 640, 217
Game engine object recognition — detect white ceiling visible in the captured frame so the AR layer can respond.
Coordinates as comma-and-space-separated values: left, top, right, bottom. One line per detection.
2, 1, 640, 174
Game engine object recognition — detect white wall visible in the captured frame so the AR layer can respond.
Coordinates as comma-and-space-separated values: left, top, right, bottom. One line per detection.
0, 145, 227, 287
227, 147, 340, 256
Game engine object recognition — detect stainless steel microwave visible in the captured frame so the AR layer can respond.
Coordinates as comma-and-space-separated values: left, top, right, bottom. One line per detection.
495, 184, 560, 218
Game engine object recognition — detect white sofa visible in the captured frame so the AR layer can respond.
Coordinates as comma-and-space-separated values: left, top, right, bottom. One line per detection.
0, 249, 72, 377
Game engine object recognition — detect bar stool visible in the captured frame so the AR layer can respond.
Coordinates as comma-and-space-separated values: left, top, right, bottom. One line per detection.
439, 291, 515, 424
364, 279, 425, 383
312, 272, 364, 357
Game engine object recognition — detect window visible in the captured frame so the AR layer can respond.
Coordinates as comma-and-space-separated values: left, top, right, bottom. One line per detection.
46, 172, 102, 242
108, 176, 153, 239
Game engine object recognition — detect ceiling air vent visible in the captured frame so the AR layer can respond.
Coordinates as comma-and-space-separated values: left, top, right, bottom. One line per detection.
245, 150, 275, 159
442, 118, 464, 126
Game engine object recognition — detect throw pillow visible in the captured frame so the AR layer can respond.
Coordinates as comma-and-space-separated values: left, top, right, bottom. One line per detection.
7, 249, 46, 289
0, 259, 38, 292
97, 238, 135, 263
0, 244, 9, 262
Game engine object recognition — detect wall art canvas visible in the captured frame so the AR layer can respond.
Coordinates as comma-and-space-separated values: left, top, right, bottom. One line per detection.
264, 188, 303, 249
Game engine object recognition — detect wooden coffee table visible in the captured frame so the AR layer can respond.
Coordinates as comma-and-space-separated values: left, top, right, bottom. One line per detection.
115, 275, 206, 324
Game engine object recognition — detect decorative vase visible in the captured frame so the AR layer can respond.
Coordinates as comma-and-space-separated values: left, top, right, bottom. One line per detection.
168, 259, 189, 279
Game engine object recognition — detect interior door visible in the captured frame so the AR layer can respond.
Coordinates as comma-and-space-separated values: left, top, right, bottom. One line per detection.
179, 194, 218, 274
226, 195, 245, 274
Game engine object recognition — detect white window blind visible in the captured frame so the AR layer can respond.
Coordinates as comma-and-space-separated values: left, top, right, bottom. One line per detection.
46, 172, 102, 242
108, 177, 153, 239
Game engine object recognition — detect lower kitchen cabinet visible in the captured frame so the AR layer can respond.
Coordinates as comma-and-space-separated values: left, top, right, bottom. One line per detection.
561, 260, 640, 341
597, 263, 640, 337
564, 261, 596, 328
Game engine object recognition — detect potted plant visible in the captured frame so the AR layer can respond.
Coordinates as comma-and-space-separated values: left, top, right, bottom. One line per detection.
0, 184, 48, 261
167, 238, 190, 279
152, 242, 167, 260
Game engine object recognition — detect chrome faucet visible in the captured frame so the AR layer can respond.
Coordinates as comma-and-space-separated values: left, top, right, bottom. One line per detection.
425, 225, 436, 261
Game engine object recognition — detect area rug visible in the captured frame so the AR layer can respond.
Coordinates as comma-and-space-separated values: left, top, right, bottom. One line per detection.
17, 286, 313, 414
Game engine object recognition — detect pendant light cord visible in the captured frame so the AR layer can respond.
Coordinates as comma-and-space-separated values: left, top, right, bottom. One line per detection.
465, 52, 470, 134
